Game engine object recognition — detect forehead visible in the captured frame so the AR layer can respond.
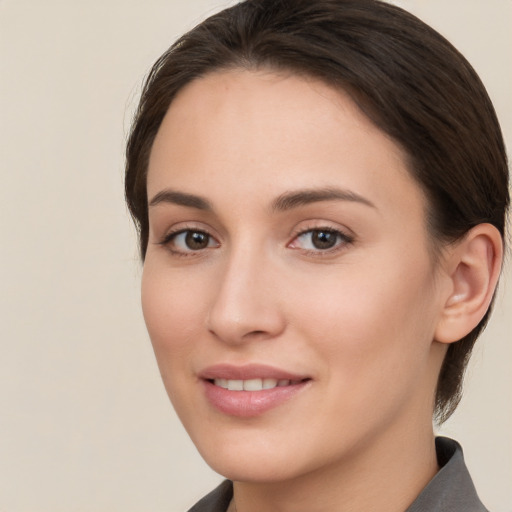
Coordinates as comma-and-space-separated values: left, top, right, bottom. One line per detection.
147, 69, 426, 220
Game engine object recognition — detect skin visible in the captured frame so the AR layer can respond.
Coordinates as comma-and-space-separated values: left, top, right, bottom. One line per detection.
141, 69, 493, 512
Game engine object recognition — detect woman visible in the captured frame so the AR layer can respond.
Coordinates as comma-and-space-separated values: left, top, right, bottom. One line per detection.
125, 0, 509, 510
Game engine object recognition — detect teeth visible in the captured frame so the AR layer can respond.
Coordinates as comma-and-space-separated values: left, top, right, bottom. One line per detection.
244, 378, 264, 391
213, 378, 293, 391
215, 378, 228, 389
227, 379, 243, 391
262, 378, 278, 389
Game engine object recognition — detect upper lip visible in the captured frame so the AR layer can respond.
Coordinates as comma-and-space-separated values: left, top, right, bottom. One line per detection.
199, 363, 309, 381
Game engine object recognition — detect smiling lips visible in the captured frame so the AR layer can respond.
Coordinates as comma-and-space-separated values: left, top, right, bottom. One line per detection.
200, 364, 310, 417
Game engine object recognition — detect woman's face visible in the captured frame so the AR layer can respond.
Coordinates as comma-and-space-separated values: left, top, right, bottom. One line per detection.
142, 70, 448, 482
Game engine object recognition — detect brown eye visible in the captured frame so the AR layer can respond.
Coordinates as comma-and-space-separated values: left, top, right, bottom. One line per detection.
163, 229, 219, 253
185, 231, 210, 250
310, 230, 338, 249
289, 228, 353, 253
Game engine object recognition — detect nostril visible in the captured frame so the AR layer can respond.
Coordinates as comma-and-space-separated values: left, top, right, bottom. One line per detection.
246, 330, 267, 337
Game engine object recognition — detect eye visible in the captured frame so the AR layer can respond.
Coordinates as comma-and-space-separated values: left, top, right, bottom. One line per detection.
161, 229, 219, 254
289, 228, 353, 252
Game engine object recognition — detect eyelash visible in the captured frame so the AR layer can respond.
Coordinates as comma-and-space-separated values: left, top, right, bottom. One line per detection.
158, 227, 219, 257
288, 226, 354, 255
157, 225, 354, 257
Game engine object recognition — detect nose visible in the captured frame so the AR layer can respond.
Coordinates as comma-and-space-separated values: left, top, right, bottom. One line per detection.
206, 246, 286, 345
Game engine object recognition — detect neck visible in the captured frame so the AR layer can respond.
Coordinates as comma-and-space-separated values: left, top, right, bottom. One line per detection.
231, 420, 438, 512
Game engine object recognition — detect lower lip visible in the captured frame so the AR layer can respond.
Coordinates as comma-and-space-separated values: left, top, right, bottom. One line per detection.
202, 380, 310, 417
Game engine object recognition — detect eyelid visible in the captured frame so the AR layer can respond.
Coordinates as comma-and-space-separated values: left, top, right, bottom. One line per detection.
287, 222, 355, 254
156, 223, 220, 256
155, 220, 216, 242
289, 220, 355, 240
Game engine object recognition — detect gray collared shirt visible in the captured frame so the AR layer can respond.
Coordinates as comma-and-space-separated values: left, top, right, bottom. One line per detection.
188, 437, 488, 512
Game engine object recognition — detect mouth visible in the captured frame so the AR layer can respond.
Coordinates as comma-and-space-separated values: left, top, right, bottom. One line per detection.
209, 377, 307, 391
199, 364, 311, 417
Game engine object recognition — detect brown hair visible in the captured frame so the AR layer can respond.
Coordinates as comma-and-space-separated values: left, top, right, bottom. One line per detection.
125, 0, 509, 421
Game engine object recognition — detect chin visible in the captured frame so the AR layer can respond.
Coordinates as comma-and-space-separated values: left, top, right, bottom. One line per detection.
189, 427, 311, 483
203, 450, 305, 484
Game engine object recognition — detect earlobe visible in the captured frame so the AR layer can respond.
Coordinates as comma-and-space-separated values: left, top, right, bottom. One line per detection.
435, 224, 503, 344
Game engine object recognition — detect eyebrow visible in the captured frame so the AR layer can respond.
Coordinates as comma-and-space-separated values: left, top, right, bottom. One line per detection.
271, 187, 376, 211
148, 186, 375, 212
148, 189, 212, 210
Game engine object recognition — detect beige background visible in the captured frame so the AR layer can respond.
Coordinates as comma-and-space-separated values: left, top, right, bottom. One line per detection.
0, 1, 510, 511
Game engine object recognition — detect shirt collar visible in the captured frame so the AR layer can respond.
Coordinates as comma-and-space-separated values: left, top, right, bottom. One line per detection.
405, 437, 488, 512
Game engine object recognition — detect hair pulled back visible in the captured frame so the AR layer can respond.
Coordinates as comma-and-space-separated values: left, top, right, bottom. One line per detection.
125, 0, 509, 421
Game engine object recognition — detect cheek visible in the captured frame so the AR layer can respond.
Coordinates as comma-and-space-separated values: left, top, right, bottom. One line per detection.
140, 261, 214, 424
141, 262, 206, 369
293, 258, 439, 402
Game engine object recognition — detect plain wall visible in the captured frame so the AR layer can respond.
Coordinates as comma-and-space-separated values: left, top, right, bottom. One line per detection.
1, 1, 510, 511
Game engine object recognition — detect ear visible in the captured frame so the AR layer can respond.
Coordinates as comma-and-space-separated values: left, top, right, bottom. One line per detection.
435, 223, 503, 344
